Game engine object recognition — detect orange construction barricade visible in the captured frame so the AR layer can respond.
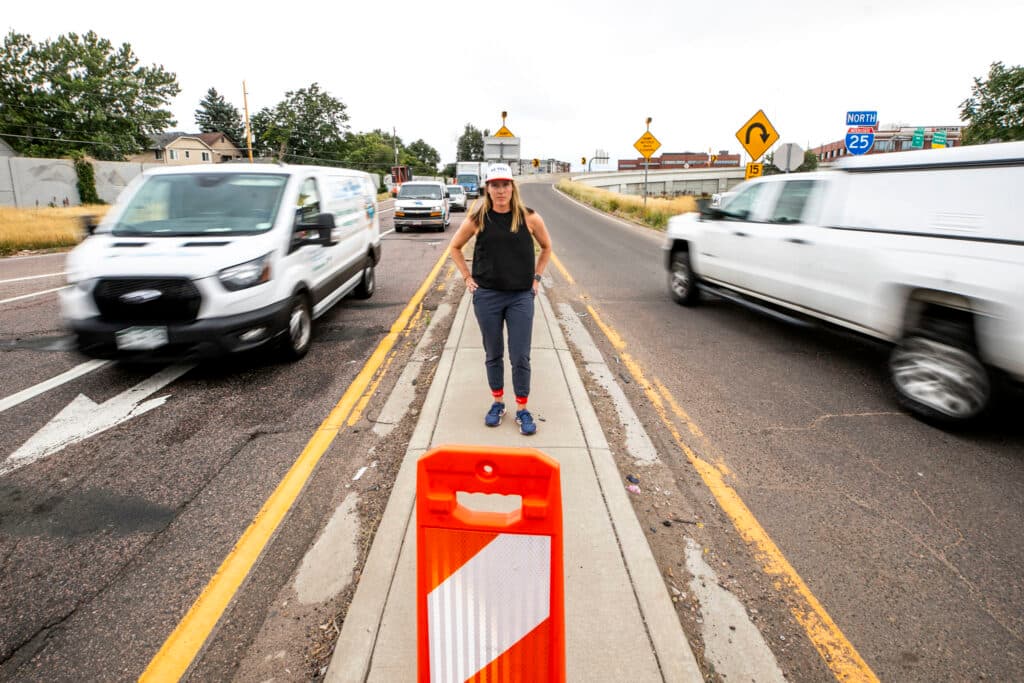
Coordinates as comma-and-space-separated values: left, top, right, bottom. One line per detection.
417, 445, 565, 683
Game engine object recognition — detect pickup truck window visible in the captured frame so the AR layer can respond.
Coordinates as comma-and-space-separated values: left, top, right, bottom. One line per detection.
718, 182, 765, 221
770, 180, 818, 224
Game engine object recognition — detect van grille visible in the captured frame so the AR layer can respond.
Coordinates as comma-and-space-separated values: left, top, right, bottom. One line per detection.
93, 278, 201, 323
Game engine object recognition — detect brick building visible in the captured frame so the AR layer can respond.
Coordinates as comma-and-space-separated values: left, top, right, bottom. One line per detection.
618, 150, 740, 171
811, 125, 962, 163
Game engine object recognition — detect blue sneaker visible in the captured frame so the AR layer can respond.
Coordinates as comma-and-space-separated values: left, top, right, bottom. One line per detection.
485, 402, 506, 427
516, 409, 537, 436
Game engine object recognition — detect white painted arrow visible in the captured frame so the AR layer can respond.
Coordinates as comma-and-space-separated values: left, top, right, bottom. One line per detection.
1, 364, 194, 477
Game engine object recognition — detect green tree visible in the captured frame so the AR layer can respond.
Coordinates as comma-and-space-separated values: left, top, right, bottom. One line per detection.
194, 87, 244, 145
456, 123, 485, 160
250, 82, 349, 163
0, 30, 179, 160
960, 61, 1024, 145
345, 129, 399, 178
406, 138, 440, 174
442, 162, 456, 178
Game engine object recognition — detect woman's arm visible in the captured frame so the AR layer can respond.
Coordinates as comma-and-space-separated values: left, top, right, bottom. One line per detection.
449, 215, 480, 291
527, 212, 552, 295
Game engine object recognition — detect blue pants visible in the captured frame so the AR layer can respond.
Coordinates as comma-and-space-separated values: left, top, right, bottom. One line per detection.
472, 287, 534, 399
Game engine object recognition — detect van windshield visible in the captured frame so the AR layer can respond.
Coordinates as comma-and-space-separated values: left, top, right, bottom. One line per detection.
111, 173, 289, 236
398, 185, 442, 200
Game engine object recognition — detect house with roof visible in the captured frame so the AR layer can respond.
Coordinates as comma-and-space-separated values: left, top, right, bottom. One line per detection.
130, 131, 242, 165
196, 132, 244, 163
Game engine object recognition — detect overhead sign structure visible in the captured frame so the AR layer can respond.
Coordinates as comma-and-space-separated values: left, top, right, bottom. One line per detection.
932, 130, 948, 148
634, 131, 661, 159
845, 111, 878, 127
774, 143, 804, 172
845, 126, 874, 155
494, 126, 515, 138
745, 163, 763, 180
735, 110, 779, 162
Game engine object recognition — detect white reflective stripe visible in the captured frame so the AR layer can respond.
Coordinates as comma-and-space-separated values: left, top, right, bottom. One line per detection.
427, 533, 551, 683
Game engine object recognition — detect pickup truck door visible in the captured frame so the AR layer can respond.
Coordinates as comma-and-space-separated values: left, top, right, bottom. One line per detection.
697, 181, 770, 287
743, 178, 822, 309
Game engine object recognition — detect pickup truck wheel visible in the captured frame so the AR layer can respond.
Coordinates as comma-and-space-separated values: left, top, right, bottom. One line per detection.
669, 251, 700, 306
352, 263, 375, 299
889, 332, 990, 424
395, 225, 403, 234
281, 294, 312, 361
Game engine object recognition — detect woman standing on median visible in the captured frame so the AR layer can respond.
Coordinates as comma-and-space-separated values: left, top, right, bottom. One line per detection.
448, 163, 553, 435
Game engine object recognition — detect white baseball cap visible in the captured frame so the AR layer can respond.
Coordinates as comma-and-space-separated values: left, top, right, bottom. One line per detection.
484, 163, 514, 183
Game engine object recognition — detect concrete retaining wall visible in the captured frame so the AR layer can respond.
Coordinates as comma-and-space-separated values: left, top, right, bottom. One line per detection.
0, 157, 159, 207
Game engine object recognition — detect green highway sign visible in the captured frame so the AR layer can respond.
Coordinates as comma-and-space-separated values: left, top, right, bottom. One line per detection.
911, 127, 925, 149
932, 130, 948, 148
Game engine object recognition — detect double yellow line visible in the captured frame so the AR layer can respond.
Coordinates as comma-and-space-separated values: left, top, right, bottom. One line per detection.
140, 249, 452, 681
549, 251, 879, 683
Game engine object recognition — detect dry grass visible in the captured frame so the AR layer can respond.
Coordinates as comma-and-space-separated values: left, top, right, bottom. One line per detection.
0, 205, 109, 256
555, 179, 696, 230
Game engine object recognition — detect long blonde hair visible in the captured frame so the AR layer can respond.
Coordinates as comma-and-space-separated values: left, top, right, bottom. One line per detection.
469, 180, 529, 233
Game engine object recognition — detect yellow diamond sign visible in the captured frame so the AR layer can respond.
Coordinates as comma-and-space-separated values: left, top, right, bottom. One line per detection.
634, 131, 661, 159
494, 126, 515, 138
735, 110, 779, 161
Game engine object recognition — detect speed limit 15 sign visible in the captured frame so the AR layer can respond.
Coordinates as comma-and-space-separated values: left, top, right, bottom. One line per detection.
845, 126, 875, 155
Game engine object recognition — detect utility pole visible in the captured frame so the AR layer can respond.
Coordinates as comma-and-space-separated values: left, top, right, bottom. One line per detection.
242, 80, 254, 163
392, 127, 398, 166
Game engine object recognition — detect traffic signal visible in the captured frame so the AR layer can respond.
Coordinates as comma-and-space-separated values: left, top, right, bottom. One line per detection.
532, 158, 540, 168
581, 157, 586, 165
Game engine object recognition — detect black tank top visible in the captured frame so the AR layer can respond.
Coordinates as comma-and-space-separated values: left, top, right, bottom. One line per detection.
472, 208, 535, 291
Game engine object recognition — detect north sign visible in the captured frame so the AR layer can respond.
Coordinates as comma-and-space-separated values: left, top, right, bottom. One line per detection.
845, 111, 878, 127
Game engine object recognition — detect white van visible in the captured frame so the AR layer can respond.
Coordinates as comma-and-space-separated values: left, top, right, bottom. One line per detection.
393, 180, 450, 232
60, 164, 381, 361
663, 141, 1024, 424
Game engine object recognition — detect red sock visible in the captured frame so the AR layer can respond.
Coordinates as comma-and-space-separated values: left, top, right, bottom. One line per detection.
492, 389, 504, 402
515, 396, 528, 408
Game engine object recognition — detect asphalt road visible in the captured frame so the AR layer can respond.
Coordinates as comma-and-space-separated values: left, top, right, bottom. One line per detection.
4, 188, 1023, 682
0, 206, 457, 681
521, 181, 1024, 682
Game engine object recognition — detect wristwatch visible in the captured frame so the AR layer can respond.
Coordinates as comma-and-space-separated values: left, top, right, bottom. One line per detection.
533, 273, 543, 282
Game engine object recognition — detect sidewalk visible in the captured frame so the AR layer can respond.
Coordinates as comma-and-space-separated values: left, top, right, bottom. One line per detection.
326, 288, 703, 682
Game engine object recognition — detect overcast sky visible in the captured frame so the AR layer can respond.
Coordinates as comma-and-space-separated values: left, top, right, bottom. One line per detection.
6, 0, 1024, 170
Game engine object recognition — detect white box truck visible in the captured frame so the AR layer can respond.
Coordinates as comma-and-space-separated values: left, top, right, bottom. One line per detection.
455, 161, 487, 198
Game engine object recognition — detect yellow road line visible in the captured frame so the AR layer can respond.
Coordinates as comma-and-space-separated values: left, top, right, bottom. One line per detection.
549, 251, 575, 286
139, 248, 452, 682
581, 293, 878, 682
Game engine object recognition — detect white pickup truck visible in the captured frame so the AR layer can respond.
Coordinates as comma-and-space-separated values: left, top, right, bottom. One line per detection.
663, 141, 1024, 425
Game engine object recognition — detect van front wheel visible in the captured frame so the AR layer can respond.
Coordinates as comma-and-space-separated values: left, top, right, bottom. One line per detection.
281, 294, 312, 361
353, 263, 375, 299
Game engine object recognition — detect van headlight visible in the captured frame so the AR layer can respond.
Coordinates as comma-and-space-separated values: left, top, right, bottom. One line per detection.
219, 252, 272, 291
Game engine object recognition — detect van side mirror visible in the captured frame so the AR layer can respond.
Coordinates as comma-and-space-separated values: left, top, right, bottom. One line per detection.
315, 212, 338, 246
294, 212, 337, 246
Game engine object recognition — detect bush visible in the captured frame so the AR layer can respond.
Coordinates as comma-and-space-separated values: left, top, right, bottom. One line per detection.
555, 179, 696, 231
72, 155, 102, 205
